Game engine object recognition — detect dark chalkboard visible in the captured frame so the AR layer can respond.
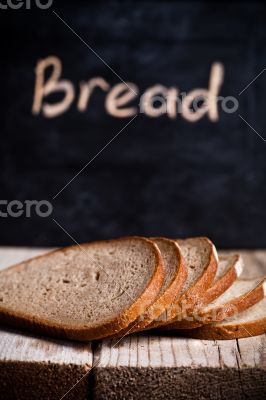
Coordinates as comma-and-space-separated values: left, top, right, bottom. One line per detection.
1, 1, 266, 248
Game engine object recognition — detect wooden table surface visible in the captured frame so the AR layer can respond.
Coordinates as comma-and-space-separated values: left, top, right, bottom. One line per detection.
0, 247, 265, 400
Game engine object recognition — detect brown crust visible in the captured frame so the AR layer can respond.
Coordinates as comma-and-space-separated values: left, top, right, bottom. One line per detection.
163, 277, 265, 331
202, 254, 240, 305
161, 254, 241, 330
0, 237, 164, 341
178, 237, 218, 308
180, 317, 266, 340
160, 320, 202, 330
111, 238, 187, 338
194, 278, 265, 324
133, 238, 187, 331
149, 237, 218, 329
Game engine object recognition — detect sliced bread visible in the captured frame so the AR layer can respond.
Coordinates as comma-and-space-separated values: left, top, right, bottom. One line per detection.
205, 254, 243, 304
181, 294, 266, 339
162, 254, 243, 330
0, 237, 164, 341
163, 277, 265, 330
110, 237, 187, 338
146, 237, 218, 329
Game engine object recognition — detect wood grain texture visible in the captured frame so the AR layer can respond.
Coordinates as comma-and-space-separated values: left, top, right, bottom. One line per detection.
94, 335, 266, 400
0, 248, 93, 400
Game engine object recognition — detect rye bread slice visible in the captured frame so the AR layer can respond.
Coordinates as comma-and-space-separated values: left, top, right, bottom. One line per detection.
182, 292, 266, 340
148, 237, 218, 329
203, 254, 243, 304
0, 237, 164, 341
163, 254, 243, 330
163, 277, 265, 331
110, 237, 187, 338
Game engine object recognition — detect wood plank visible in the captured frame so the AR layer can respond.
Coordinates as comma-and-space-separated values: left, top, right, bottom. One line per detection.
0, 247, 93, 400
94, 334, 266, 400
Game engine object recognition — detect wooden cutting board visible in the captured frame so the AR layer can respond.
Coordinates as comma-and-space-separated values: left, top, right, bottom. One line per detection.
0, 248, 265, 400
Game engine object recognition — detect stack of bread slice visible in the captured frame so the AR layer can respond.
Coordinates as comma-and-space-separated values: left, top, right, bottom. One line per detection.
0, 236, 265, 341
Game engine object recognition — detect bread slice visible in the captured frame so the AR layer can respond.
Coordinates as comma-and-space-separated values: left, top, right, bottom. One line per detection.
163, 277, 265, 331
146, 237, 218, 329
109, 237, 187, 338
181, 293, 266, 339
205, 254, 243, 305
162, 254, 243, 330
0, 237, 164, 341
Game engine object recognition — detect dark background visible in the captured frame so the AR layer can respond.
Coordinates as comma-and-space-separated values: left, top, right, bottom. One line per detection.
1, 1, 266, 248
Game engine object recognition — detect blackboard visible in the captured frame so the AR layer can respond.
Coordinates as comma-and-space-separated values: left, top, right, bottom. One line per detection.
1, 1, 266, 248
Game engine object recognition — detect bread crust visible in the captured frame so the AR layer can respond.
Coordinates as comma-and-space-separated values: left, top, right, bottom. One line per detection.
179, 317, 266, 340
132, 238, 187, 331
162, 277, 265, 332
0, 237, 164, 341
161, 254, 241, 330
196, 279, 264, 323
110, 238, 187, 338
202, 254, 242, 305
161, 320, 202, 330
149, 237, 218, 329
178, 237, 218, 308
